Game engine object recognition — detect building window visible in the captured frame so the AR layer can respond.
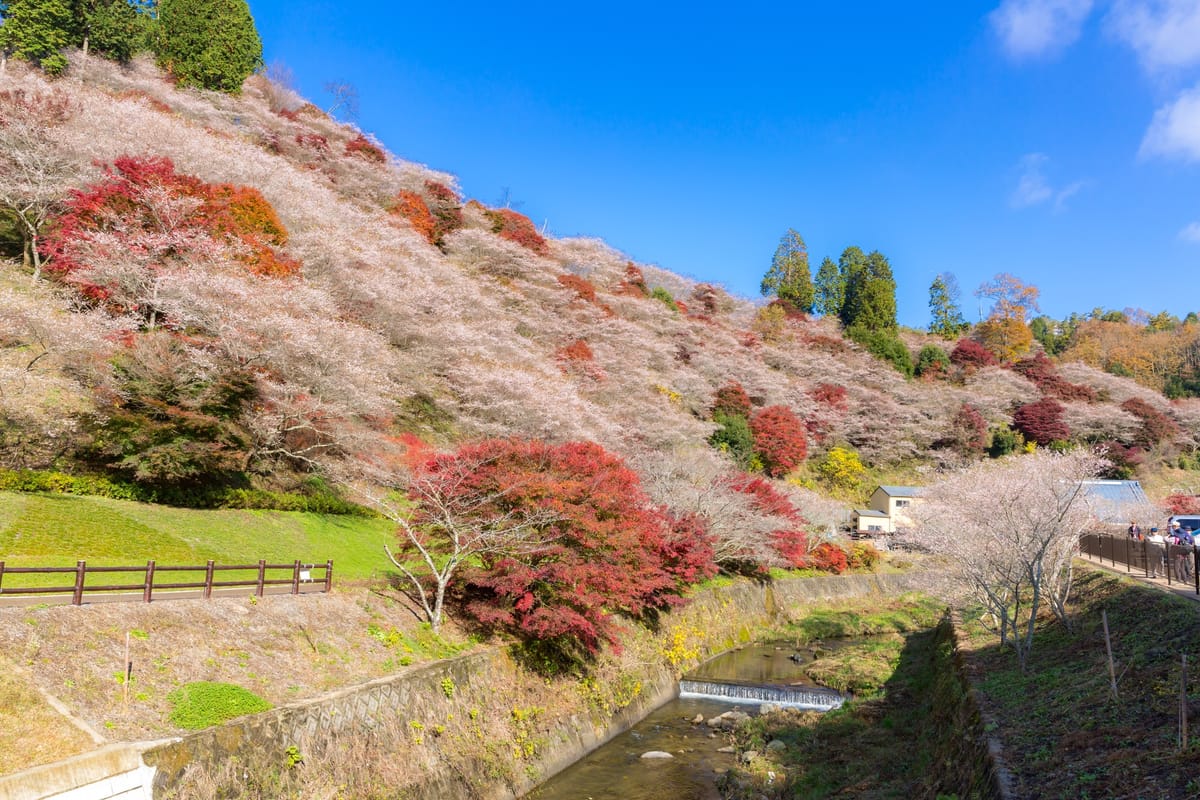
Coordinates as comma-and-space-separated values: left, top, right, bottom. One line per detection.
895, 499, 910, 508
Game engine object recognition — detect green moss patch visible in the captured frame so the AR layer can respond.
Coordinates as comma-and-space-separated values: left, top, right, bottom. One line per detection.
167, 681, 272, 730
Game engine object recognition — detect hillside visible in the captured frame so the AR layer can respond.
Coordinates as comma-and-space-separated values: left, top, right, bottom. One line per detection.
3, 51, 1200, 551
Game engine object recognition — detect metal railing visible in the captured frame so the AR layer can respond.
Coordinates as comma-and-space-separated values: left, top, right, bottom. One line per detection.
0, 559, 333, 605
1079, 533, 1199, 595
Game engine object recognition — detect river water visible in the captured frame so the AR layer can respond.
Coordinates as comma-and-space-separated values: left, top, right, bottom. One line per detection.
525, 642, 847, 800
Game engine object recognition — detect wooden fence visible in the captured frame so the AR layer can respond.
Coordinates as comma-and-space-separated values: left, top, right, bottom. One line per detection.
0, 559, 333, 605
1079, 532, 1199, 595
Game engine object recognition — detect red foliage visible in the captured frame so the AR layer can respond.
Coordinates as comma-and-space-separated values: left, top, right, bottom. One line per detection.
1012, 398, 1070, 445
1165, 494, 1200, 515
729, 473, 804, 522
0, 88, 74, 125
950, 339, 998, 370
807, 383, 848, 411
1096, 440, 1144, 477
484, 207, 549, 255
345, 133, 386, 163
557, 338, 594, 362
615, 263, 650, 297
556, 273, 598, 304
950, 402, 988, 455
1011, 352, 1096, 402
801, 333, 850, 354
711, 381, 752, 419
42, 155, 299, 287
423, 181, 464, 241
446, 440, 715, 654
806, 542, 848, 574
295, 132, 330, 154
690, 283, 722, 315
749, 405, 808, 477
1120, 397, 1180, 447
390, 190, 438, 244
771, 528, 810, 568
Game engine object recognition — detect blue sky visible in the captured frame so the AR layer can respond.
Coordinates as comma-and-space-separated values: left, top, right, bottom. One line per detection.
249, 0, 1200, 328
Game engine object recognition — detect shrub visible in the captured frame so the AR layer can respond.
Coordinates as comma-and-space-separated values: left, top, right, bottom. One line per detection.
1120, 397, 1180, 447
709, 413, 756, 468
1012, 352, 1095, 402
847, 326, 913, 377
711, 381, 752, 419
915, 344, 950, 378
751, 304, 787, 344
156, 0, 263, 93
390, 190, 437, 244
847, 541, 881, 570
1012, 398, 1070, 446
950, 338, 998, 371
749, 405, 807, 477
946, 402, 988, 456
650, 286, 678, 312
556, 273, 598, 304
615, 263, 649, 297
423, 181, 464, 242
1096, 440, 1143, 479
807, 383, 848, 410
344, 133, 386, 163
987, 423, 1024, 457
807, 542, 848, 574
167, 681, 272, 729
1165, 493, 1200, 515
815, 446, 866, 492
483, 207, 549, 255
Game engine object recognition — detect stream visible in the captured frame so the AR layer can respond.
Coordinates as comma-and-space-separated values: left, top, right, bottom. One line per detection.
524, 641, 851, 800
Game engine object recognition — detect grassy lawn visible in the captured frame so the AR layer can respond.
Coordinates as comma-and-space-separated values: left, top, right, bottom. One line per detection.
0, 491, 397, 584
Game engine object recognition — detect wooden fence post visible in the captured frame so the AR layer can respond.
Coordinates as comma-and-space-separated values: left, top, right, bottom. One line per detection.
143, 560, 156, 603
291, 560, 301, 594
256, 559, 266, 598
204, 560, 214, 599
72, 560, 86, 605
324, 560, 333, 593
0, 560, 5, 594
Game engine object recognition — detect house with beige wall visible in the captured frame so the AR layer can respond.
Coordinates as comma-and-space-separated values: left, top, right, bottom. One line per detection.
851, 485, 924, 535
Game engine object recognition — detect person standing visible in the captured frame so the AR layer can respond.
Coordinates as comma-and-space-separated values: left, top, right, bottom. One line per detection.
1147, 527, 1166, 578
1129, 520, 1142, 539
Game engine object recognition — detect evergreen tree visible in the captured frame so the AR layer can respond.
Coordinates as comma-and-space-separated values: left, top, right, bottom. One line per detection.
928, 272, 968, 338
156, 0, 261, 93
760, 228, 814, 312
813, 255, 844, 318
75, 0, 142, 62
840, 247, 897, 332
0, 0, 76, 75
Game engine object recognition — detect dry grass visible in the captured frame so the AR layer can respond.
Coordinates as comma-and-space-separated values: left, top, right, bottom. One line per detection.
0, 585, 475, 760
0, 656, 95, 773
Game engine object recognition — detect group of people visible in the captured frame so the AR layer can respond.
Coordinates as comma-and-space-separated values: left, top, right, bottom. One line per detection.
1127, 520, 1196, 579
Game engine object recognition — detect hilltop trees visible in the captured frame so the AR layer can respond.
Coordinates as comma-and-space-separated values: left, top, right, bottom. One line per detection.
974, 273, 1039, 361
761, 229, 814, 313
839, 247, 897, 332
0, 0, 149, 74
929, 272, 969, 338
156, 0, 262, 92
813, 256, 843, 317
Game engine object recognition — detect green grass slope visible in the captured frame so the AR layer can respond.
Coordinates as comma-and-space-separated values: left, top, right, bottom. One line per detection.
0, 491, 395, 582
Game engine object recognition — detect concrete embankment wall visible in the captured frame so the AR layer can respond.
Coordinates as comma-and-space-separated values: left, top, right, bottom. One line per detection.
4, 570, 972, 799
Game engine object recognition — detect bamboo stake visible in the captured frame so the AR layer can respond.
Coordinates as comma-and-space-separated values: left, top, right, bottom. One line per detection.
1181, 654, 1188, 750
1103, 609, 1118, 700
123, 631, 130, 705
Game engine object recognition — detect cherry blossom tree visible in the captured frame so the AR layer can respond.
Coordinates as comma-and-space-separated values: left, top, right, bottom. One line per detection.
908, 449, 1104, 671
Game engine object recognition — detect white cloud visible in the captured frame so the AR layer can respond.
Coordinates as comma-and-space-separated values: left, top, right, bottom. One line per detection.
1140, 83, 1200, 161
991, 0, 1095, 59
1180, 221, 1200, 241
1107, 0, 1200, 72
1010, 154, 1090, 209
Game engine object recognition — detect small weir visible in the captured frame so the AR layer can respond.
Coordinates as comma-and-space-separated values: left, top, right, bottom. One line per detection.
525, 642, 851, 799
678, 678, 844, 711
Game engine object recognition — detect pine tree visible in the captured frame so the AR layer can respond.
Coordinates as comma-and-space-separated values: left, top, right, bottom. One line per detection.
840, 247, 897, 332
0, 0, 76, 75
76, 0, 142, 62
156, 0, 261, 93
928, 272, 968, 339
813, 255, 844, 318
760, 228, 814, 312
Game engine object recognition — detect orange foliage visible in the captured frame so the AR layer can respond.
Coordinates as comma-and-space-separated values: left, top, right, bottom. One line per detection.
557, 273, 598, 304
484, 207, 549, 255
390, 190, 438, 244
345, 133, 386, 163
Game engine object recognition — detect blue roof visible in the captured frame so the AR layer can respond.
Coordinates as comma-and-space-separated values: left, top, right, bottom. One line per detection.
877, 485, 922, 498
1080, 480, 1148, 522
854, 509, 889, 518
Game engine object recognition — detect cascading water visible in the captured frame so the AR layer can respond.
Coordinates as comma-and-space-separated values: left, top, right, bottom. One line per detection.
677, 678, 844, 711
524, 642, 850, 799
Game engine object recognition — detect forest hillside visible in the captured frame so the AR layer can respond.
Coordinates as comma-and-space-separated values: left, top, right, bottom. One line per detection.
3, 52, 1200, 560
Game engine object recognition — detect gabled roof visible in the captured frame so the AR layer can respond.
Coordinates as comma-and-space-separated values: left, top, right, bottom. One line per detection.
876, 485, 923, 498
1079, 480, 1148, 523
853, 509, 890, 518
